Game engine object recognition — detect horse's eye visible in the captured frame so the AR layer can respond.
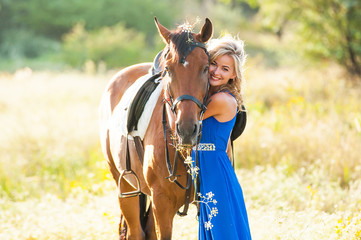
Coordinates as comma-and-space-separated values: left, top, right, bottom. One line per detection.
165, 66, 172, 77
203, 66, 209, 74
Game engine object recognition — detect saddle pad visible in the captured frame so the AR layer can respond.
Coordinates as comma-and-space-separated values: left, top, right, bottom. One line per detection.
110, 73, 163, 140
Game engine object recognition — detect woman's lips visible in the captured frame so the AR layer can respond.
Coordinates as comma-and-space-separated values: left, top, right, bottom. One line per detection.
210, 75, 221, 81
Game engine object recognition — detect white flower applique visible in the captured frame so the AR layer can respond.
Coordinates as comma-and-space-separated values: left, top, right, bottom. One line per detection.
197, 191, 218, 230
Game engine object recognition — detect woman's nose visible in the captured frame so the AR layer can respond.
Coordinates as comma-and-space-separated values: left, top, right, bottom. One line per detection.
210, 66, 219, 75
213, 67, 221, 76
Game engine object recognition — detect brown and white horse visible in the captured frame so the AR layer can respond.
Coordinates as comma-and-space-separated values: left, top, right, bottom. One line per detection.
99, 18, 213, 239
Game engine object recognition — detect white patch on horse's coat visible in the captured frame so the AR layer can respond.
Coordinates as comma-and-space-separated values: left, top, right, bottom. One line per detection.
183, 61, 189, 67
110, 73, 163, 144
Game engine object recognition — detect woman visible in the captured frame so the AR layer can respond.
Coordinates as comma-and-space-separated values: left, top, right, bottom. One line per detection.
193, 35, 252, 240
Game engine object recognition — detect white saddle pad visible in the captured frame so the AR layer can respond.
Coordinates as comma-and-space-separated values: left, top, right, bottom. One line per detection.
110, 73, 163, 140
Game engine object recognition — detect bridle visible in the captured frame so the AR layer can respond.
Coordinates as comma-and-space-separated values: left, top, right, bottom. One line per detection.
163, 40, 210, 121
161, 39, 210, 216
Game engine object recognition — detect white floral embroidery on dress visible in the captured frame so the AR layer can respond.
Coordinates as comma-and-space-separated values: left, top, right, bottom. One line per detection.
197, 191, 218, 230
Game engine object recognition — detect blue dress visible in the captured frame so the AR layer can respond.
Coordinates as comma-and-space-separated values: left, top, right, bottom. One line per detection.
192, 114, 252, 240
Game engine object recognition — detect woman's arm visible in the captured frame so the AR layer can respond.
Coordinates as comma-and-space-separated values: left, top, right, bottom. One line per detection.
203, 92, 237, 122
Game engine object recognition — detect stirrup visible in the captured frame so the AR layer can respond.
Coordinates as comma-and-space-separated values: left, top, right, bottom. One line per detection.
118, 169, 142, 198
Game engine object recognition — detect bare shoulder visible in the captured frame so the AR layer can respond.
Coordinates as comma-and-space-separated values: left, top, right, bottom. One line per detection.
204, 92, 237, 121
210, 92, 237, 107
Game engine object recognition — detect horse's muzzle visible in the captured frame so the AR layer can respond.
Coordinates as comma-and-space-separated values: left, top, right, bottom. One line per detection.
176, 121, 199, 146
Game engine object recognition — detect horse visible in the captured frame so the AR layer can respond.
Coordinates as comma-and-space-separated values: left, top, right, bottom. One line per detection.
99, 17, 213, 239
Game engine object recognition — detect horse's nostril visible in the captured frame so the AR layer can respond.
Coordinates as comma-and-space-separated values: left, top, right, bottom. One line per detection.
176, 123, 181, 135
193, 124, 198, 136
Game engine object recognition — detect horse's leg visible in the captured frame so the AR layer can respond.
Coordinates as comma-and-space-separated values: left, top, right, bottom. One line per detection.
119, 213, 127, 240
151, 191, 177, 240
144, 202, 157, 240
118, 178, 145, 240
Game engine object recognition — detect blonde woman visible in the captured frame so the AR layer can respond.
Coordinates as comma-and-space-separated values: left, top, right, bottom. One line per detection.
193, 35, 252, 240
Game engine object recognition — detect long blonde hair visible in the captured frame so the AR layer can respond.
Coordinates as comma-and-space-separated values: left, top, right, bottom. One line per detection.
207, 35, 247, 107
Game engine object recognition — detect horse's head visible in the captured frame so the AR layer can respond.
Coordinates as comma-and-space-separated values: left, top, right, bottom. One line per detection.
155, 18, 213, 146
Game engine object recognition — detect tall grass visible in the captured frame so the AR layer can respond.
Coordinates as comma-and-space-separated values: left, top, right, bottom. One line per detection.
0, 70, 111, 200
236, 64, 361, 187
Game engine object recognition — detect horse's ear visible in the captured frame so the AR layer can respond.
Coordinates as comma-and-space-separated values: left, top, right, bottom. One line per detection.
198, 18, 213, 43
154, 17, 171, 44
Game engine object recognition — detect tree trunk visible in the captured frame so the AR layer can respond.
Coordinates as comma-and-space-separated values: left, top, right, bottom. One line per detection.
345, 6, 361, 77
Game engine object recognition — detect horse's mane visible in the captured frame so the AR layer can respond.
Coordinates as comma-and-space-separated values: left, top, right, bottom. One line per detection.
160, 25, 196, 67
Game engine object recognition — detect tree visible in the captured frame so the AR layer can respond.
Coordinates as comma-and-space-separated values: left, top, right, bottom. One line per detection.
248, 0, 361, 78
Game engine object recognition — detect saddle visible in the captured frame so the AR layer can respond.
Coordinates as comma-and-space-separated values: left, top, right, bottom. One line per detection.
127, 72, 162, 134
230, 105, 247, 168
231, 105, 247, 142
125, 72, 162, 165
150, 50, 164, 75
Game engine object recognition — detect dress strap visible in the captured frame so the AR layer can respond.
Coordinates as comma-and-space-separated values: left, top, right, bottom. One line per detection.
217, 89, 235, 99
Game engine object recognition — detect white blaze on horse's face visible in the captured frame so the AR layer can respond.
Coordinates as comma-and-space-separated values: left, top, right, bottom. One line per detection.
183, 61, 189, 68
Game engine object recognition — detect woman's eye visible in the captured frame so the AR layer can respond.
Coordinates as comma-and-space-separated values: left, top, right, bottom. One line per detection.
210, 62, 216, 66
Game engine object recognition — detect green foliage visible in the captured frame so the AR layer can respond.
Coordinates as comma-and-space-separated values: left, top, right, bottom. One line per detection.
0, 29, 60, 59
62, 23, 160, 68
0, 0, 177, 69
0, 0, 177, 40
295, 0, 361, 76
207, 2, 247, 36
248, 0, 361, 77
180, 1, 251, 37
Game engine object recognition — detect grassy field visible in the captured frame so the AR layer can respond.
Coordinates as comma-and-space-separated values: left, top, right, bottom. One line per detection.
0, 65, 360, 239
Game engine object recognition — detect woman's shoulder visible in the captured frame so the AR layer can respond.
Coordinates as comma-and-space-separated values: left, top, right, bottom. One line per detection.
209, 91, 237, 108
204, 91, 237, 121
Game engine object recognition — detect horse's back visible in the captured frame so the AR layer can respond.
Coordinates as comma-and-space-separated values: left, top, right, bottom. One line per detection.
104, 63, 152, 112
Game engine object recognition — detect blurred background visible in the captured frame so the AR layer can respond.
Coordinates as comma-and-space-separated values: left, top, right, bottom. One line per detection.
1, 0, 360, 76
0, 0, 360, 239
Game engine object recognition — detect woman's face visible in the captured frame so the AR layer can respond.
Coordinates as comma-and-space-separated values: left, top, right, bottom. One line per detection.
209, 54, 236, 87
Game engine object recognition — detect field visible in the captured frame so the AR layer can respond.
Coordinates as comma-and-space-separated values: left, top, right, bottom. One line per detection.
0, 64, 361, 239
